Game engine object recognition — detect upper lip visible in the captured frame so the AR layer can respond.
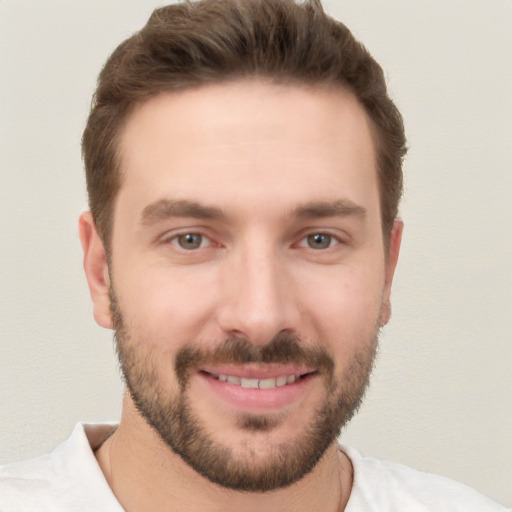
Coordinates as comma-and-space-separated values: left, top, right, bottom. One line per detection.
199, 364, 316, 380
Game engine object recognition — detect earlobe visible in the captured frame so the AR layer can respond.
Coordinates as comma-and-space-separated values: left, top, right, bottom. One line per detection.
78, 212, 113, 329
379, 218, 403, 326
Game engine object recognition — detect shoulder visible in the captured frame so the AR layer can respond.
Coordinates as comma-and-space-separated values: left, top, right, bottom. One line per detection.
0, 423, 121, 512
342, 445, 510, 512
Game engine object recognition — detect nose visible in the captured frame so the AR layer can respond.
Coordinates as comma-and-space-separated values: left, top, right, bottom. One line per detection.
215, 241, 301, 346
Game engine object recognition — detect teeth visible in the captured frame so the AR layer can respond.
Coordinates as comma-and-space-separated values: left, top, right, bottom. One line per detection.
240, 378, 259, 389
214, 373, 301, 389
276, 376, 288, 387
227, 376, 241, 385
259, 378, 277, 389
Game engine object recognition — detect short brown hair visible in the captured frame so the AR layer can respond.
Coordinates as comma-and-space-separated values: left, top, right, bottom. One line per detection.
82, 0, 406, 250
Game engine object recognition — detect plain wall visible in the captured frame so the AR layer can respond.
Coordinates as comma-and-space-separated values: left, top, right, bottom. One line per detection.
1, 0, 511, 506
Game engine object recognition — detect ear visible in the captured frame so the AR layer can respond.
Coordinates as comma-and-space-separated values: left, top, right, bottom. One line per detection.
78, 211, 113, 329
379, 218, 403, 327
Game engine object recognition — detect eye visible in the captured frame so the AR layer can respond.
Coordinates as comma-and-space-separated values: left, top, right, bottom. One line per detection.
171, 233, 208, 250
302, 233, 337, 250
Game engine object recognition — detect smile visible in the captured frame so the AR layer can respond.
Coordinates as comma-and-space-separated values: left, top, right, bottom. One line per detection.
209, 373, 300, 389
197, 368, 318, 411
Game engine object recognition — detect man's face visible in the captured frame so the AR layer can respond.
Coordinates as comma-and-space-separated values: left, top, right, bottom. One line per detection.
90, 81, 401, 491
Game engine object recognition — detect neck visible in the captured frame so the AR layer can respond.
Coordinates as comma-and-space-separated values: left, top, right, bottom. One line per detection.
95, 395, 353, 512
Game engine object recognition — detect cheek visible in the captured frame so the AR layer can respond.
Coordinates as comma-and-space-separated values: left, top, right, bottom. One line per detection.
300, 265, 385, 349
112, 263, 221, 351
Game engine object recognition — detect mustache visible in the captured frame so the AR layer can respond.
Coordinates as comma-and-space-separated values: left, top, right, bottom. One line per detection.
174, 333, 334, 385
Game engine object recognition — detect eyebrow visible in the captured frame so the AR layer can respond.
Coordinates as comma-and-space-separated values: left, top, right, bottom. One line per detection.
140, 198, 366, 226
293, 200, 367, 220
140, 199, 225, 225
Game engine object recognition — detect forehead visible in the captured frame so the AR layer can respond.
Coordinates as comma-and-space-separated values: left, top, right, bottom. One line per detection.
116, 80, 379, 222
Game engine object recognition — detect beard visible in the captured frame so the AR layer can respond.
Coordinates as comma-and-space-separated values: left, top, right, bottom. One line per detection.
110, 287, 379, 492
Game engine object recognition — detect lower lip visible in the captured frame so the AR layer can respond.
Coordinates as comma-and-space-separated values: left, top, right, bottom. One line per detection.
197, 372, 316, 412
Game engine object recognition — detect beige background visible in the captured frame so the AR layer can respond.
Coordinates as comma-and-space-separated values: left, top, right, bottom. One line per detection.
1, 0, 511, 506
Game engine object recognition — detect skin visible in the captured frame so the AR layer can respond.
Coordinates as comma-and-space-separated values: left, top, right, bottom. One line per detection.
79, 80, 402, 512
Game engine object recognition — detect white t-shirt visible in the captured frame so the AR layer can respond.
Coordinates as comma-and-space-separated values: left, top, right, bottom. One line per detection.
0, 423, 509, 511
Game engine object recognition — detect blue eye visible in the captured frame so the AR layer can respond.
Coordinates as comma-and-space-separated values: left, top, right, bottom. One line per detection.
306, 233, 333, 249
175, 233, 204, 250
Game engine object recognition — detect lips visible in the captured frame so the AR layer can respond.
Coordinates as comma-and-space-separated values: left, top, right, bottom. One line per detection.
197, 365, 318, 412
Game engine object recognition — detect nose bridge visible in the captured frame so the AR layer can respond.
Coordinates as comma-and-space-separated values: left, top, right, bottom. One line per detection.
217, 234, 297, 344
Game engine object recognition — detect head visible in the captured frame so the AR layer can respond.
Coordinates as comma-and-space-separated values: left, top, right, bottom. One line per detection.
80, 0, 405, 494
82, 0, 406, 255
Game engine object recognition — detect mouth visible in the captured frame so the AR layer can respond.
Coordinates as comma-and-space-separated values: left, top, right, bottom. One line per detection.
196, 366, 319, 412
202, 371, 313, 389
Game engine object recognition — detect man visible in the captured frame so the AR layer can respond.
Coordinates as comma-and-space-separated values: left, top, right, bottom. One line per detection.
0, 0, 509, 510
